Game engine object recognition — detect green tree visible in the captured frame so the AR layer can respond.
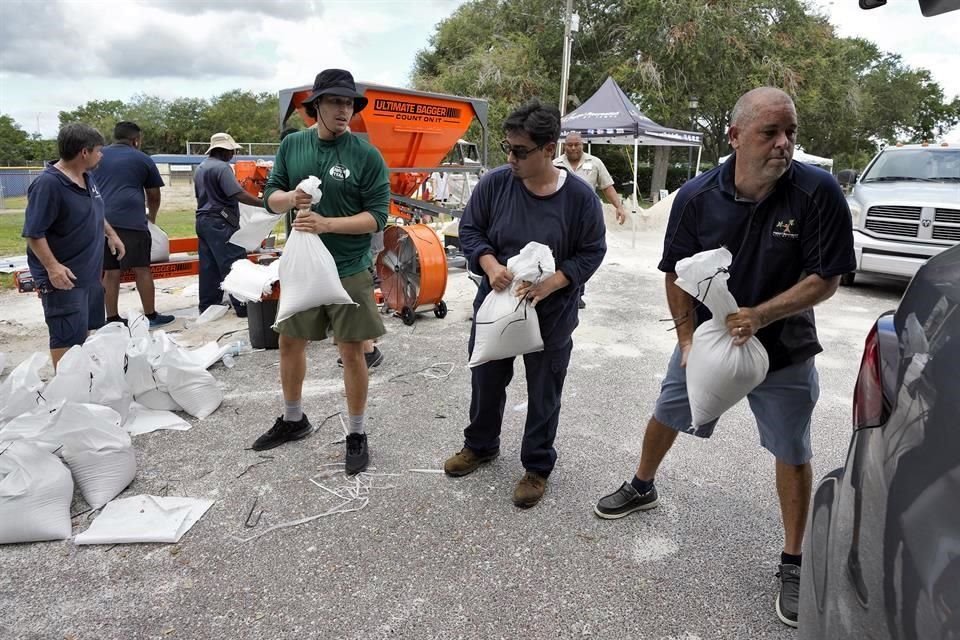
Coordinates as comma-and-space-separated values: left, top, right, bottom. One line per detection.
0, 114, 32, 165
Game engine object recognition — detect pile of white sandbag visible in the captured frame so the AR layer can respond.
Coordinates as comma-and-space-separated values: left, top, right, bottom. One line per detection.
0, 314, 235, 544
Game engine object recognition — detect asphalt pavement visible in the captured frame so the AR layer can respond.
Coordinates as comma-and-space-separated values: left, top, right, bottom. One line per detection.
0, 222, 906, 640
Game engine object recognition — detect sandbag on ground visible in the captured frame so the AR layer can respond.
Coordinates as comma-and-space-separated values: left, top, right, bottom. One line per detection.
0, 440, 74, 544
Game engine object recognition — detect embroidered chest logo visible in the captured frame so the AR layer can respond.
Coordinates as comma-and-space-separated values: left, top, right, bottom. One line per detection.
773, 218, 798, 239
90, 184, 102, 199
328, 164, 351, 181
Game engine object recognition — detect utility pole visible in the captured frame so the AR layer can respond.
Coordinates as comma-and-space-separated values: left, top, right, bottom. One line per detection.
558, 0, 574, 117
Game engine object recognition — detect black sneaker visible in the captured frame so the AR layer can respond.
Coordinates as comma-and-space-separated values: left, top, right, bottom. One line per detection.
594, 481, 659, 519
251, 415, 313, 451
345, 433, 369, 475
776, 563, 801, 628
337, 346, 384, 369
148, 313, 176, 329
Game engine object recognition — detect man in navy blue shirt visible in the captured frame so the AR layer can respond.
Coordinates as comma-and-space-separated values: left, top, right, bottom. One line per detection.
594, 88, 856, 628
94, 121, 174, 329
22, 123, 126, 369
193, 132, 263, 317
443, 100, 607, 508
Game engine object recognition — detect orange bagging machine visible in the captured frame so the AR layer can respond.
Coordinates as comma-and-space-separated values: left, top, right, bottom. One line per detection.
279, 83, 488, 324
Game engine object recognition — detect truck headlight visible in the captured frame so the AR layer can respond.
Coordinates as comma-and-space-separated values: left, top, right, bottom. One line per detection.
847, 200, 863, 228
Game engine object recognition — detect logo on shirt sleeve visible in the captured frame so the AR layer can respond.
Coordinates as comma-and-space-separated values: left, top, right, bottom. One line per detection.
773, 218, 799, 239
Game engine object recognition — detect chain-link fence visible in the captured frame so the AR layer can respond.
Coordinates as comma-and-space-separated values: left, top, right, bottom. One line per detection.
185, 142, 280, 156
0, 169, 43, 208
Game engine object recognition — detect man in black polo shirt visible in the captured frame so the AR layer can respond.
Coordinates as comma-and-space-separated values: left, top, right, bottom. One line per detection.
22, 123, 126, 369
594, 88, 855, 628
94, 121, 174, 329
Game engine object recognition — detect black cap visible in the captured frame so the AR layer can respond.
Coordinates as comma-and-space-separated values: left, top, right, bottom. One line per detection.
302, 69, 368, 113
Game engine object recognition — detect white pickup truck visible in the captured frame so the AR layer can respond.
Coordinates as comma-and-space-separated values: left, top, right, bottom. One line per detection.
841, 143, 960, 285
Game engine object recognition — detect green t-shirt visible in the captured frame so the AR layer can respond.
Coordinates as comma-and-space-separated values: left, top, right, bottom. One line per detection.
264, 129, 390, 278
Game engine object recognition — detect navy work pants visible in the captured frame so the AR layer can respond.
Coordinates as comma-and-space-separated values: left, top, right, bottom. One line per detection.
196, 214, 246, 314
463, 330, 573, 477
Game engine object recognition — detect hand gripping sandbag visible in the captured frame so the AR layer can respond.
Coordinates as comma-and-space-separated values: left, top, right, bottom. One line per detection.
0, 440, 74, 543
675, 247, 769, 427
469, 242, 556, 368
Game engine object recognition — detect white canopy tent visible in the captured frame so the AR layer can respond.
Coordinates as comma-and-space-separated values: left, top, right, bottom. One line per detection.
560, 77, 702, 214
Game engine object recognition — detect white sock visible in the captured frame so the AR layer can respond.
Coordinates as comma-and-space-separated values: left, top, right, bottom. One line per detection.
348, 414, 364, 435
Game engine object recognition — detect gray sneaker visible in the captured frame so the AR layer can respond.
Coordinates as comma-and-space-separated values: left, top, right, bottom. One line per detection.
594, 481, 659, 519
776, 563, 801, 628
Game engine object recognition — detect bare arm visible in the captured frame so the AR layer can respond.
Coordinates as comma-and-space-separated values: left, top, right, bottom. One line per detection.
235, 190, 263, 208
26, 237, 76, 289
726, 273, 841, 346
600, 184, 627, 224
665, 272, 696, 349
145, 187, 161, 223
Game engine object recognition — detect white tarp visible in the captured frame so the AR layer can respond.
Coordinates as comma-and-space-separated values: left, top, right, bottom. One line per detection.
74, 495, 215, 545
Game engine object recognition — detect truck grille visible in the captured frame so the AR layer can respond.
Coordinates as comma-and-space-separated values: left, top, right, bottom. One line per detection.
935, 208, 960, 224
867, 205, 922, 220
864, 219, 919, 237
933, 226, 960, 241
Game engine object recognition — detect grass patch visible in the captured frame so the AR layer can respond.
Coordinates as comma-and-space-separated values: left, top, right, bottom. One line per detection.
1, 195, 27, 210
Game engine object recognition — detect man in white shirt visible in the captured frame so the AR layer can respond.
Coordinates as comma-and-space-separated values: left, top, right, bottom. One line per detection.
554, 131, 627, 308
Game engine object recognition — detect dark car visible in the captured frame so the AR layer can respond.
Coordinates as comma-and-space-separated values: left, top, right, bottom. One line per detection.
799, 243, 960, 639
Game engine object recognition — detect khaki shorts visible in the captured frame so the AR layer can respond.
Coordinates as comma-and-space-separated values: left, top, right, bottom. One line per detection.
274, 270, 385, 343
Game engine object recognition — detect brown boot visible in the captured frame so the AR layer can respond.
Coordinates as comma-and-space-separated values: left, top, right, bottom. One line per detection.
513, 472, 547, 508
443, 447, 499, 477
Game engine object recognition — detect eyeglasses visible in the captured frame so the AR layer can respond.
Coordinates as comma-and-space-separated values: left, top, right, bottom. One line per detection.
500, 140, 544, 160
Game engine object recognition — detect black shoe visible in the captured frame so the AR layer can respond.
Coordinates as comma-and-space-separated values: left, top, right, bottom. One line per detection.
251, 415, 313, 451
594, 481, 659, 519
776, 563, 801, 628
337, 346, 384, 369
106, 315, 129, 327
147, 313, 176, 329
578, 298, 586, 309
345, 433, 369, 475
235, 303, 248, 319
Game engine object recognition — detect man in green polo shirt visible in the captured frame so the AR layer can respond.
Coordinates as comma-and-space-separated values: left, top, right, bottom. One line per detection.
250, 69, 390, 475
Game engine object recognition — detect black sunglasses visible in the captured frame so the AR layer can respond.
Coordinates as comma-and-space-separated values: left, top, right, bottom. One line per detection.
500, 140, 544, 160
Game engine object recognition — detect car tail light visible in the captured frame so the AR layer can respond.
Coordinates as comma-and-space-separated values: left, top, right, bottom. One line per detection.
853, 323, 884, 429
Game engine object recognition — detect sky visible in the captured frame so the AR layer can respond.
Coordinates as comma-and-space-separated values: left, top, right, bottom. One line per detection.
1, 0, 958, 141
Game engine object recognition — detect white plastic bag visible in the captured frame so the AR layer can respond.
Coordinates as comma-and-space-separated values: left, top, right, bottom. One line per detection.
675, 247, 769, 427
275, 230, 355, 324
221, 259, 280, 303
42, 346, 92, 405
229, 204, 283, 251
0, 352, 48, 421
49, 403, 136, 509
0, 440, 74, 544
148, 221, 170, 263
469, 242, 556, 368
74, 495, 214, 545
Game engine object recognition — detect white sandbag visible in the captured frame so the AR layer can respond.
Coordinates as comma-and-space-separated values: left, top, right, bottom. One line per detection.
0, 401, 63, 445
41, 346, 92, 405
0, 440, 74, 544
126, 311, 150, 340
0, 352, 48, 421
165, 366, 221, 419
0, 352, 5, 376
675, 247, 769, 427
134, 388, 183, 412
125, 338, 157, 397
74, 495, 214, 545
124, 402, 191, 436
195, 304, 229, 325
49, 403, 136, 509
148, 221, 170, 263
82, 333, 133, 423
221, 259, 280, 303
230, 204, 283, 251
469, 242, 556, 368
274, 230, 354, 324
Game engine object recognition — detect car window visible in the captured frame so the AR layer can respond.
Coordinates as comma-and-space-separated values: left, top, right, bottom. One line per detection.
863, 149, 960, 181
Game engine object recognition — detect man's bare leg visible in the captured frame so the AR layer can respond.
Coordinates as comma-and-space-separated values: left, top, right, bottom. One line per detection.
133, 267, 156, 315
279, 334, 308, 402
635, 416, 679, 481
102, 270, 122, 318
776, 460, 812, 556
338, 341, 368, 415
50, 347, 69, 371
